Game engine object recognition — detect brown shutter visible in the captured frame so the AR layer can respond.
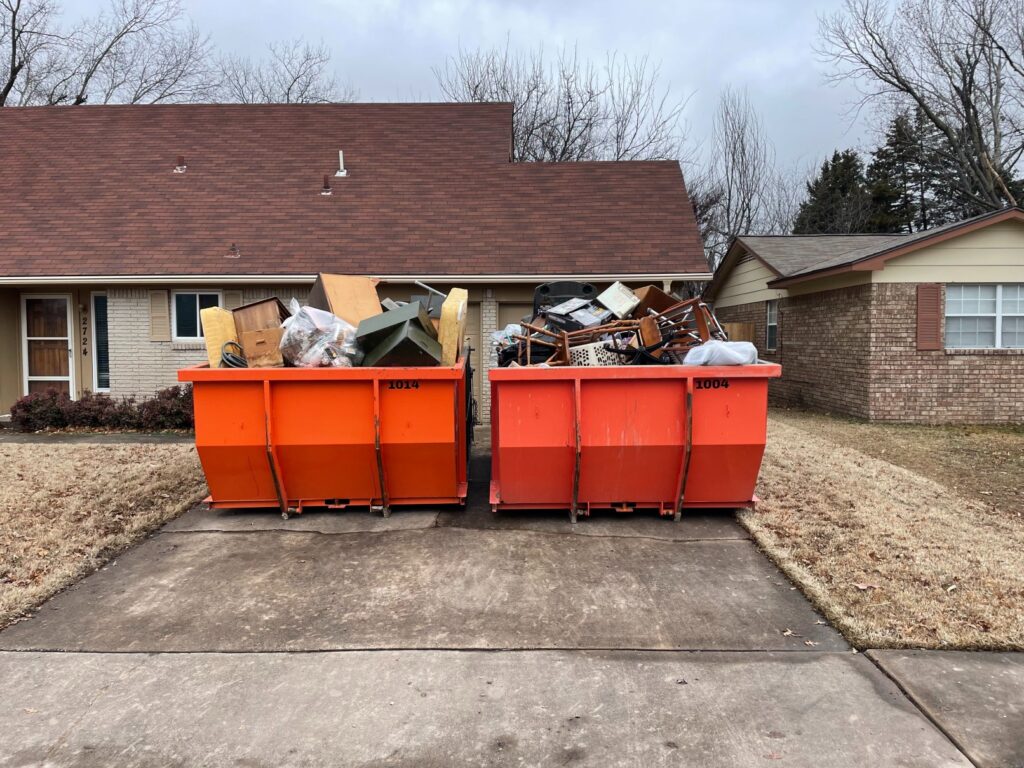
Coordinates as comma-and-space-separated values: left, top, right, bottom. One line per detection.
149, 290, 171, 342
223, 290, 243, 310
916, 284, 942, 351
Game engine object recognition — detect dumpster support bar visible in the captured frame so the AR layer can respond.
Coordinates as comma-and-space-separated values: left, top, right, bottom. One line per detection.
673, 381, 694, 522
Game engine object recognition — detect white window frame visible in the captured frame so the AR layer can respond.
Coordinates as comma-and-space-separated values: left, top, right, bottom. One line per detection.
20, 293, 76, 399
171, 289, 222, 342
765, 300, 779, 351
90, 291, 110, 392
945, 284, 1023, 350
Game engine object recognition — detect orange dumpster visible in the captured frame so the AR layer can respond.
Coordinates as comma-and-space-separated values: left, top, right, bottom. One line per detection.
178, 355, 472, 517
489, 363, 781, 522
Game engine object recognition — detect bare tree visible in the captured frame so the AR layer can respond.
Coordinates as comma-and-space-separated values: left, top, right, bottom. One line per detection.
1, 0, 215, 106
819, 0, 1024, 211
434, 42, 686, 161
219, 38, 355, 104
698, 88, 801, 266
1, 0, 62, 105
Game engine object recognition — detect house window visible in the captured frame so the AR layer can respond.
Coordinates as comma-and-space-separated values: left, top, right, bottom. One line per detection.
172, 291, 221, 341
945, 284, 1023, 349
91, 293, 110, 391
766, 300, 778, 351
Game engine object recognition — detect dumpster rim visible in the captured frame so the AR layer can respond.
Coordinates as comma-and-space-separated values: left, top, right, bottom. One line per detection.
488, 362, 781, 381
178, 356, 467, 383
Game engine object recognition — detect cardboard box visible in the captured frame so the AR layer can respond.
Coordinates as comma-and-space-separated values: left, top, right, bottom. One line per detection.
633, 285, 680, 316
240, 327, 285, 368
233, 298, 290, 335
308, 274, 382, 327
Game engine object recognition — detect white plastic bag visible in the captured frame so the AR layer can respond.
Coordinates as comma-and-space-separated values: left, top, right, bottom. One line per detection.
682, 340, 758, 366
279, 299, 362, 368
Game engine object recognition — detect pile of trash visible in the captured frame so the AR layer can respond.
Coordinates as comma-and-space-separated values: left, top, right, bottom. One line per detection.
492, 281, 757, 367
200, 274, 469, 369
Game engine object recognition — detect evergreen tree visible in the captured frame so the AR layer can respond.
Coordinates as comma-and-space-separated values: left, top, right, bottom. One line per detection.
866, 113, 919, 233
792, 150, 876, 234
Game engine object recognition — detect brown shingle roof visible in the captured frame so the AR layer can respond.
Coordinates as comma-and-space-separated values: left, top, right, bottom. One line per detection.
738, 234, 906, 277
0, 103, 708, 279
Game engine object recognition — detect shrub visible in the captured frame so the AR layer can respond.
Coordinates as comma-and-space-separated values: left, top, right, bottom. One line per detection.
9, 386, 193, 432
136, 385, 193, 430
9, 389, 71, 431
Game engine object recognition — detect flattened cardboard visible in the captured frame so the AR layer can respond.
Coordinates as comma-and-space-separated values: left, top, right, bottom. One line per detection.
308, 274, 382, 327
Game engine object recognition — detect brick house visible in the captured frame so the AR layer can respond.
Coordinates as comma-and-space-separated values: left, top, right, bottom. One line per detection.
705, 208, 1024, 423
0, 102, 709, 421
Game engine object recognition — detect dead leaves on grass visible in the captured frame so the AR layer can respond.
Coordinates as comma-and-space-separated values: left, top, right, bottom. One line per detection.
742, 419, 1024, 651
0, 443, 206, 628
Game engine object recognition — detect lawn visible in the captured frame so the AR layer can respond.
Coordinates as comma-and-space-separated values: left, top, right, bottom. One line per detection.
0, 442, 206, 629
743, 410, 1024, 650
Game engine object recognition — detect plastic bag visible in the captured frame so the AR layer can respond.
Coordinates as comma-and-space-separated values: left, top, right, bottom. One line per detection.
682, 340, 758, 366
279, 299, 363, 368
491, 323, 523, 348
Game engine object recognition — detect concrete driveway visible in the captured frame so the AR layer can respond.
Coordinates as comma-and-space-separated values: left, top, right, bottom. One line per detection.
0, 445, 975, 767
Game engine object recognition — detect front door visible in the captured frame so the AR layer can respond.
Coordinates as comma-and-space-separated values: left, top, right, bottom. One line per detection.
22, 295, 75, 396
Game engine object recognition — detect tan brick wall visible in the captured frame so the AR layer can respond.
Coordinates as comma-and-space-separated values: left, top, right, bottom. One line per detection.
868, 282, 1024, 424
107, 286, 310, 399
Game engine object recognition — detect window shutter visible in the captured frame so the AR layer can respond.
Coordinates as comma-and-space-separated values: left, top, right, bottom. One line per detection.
916, 284, 942, 351
149, 290, 171, 342
223, 290, 243, 310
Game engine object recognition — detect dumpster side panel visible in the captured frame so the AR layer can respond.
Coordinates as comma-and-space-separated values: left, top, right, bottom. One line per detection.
270, 381, 379, 503
577, 379, 685, 505
685, 376, 770, 505
380, 379, 459, 500
492, 379, 575, 505
192, 381, 278, 504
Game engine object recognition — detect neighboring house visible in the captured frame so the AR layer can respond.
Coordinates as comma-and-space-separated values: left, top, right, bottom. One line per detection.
0, 103, 709, 421
705, 208, 1024, 423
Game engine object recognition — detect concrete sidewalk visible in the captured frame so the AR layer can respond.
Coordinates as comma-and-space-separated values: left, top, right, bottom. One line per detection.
0, 438, 996, 767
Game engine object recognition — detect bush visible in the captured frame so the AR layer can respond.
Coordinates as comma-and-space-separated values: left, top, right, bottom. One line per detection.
136, 385, 193, 430
9, 386, 193, 432
9, 389, 72, 431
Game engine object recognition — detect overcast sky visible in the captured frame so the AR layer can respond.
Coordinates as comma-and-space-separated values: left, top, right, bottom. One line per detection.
63, 0, 871, 171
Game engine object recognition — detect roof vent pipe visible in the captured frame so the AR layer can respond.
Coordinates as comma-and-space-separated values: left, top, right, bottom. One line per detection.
321, 174, 332, 196
173, 155, 187, 174
335, 150, 348, 177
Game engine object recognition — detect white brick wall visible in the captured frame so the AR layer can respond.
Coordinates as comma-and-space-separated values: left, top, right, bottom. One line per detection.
107, 285, 310, 399
478, 296, 498, 423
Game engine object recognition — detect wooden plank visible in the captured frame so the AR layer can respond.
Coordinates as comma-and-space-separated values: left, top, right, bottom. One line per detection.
723, 322, 756, 344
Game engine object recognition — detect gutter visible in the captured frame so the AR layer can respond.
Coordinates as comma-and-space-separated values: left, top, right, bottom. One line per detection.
0, 272, 713, 286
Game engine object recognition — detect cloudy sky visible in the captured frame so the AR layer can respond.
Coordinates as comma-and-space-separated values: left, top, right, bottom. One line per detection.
62, 0, 871, 171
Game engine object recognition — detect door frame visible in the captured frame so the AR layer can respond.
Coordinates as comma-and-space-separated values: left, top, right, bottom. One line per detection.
20, 293, 76, 399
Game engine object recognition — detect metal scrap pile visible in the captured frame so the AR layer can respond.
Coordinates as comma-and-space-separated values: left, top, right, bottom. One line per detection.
493, 281, 732, 368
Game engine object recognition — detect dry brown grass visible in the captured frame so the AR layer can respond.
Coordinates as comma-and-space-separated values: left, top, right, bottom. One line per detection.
742, 417, 1024, 650
0, 442, 206, 629
770, 408, 1024, 519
